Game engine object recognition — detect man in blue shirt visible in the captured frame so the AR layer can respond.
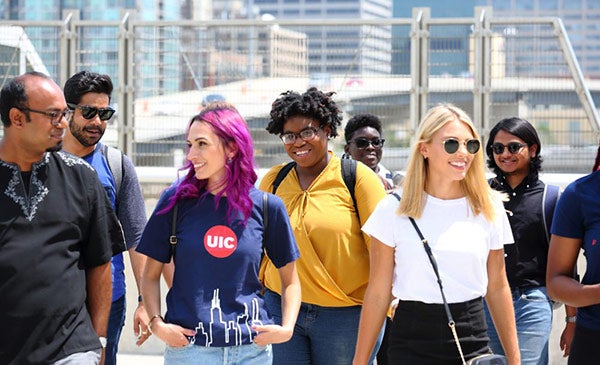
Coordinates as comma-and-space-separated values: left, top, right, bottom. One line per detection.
62, 71, 149, 364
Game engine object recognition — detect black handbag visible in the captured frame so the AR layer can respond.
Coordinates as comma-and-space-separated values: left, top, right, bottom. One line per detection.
406, 215, 508, 365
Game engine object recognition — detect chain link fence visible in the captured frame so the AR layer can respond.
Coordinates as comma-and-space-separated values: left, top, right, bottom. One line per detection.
0, 6, 598, 173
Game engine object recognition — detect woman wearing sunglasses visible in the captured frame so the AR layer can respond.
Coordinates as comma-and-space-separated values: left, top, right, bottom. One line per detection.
343, 113, 399, 192
259, 87, 386, 364
484, 117, 576, 364
354, 104, 519, 364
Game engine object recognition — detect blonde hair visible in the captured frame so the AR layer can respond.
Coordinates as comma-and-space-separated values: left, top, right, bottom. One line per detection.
398, 104, 499, 222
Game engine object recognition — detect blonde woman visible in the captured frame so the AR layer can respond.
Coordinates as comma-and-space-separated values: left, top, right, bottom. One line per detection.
353, 104, 520, 364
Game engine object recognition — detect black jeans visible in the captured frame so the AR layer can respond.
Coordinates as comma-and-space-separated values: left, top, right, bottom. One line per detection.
388, 297, 490, 365
568, 324, 600, 365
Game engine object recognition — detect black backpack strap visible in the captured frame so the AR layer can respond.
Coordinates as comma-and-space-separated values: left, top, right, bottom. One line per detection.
542, 184, 560, 244
341, 158, 358, 221
272, 161, 296, 194
262, 192, 268, 248
272, 159, 358, 220
169, 203, 179, 259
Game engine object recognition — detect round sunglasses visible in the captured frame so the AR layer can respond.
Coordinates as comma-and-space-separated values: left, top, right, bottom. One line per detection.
349, 137, 385, 149
442, 138, 480, 154
68, 103, 116, 121
491, 142, 526, 155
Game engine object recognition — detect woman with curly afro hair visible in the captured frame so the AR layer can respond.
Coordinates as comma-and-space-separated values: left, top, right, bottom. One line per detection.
259, 87, 386, 364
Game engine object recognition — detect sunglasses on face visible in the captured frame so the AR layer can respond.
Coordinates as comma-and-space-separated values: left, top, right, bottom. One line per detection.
350, 138, 385, 149
442, 138, 481, 154
491, 142, 526, 155
280, 126, 321, 145
67, 103, 115, 121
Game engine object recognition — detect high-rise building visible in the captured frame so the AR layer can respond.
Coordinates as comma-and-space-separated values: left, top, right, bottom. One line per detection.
213, 0, 393, 76
477, 0, 600, 78
393, 0, 600, 79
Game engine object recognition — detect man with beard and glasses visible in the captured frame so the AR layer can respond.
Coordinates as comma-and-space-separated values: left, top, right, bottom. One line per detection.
62, 71, 149, 364
0, 72, 125, 364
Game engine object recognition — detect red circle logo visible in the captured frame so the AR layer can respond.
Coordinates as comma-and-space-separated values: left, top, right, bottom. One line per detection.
204, 225, 238, 258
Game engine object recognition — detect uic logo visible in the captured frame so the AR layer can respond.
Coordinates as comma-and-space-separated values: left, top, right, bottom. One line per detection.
204, 225, 238, 258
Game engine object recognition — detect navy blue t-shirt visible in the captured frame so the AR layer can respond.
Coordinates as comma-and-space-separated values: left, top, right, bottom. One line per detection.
137, 186, 299, 347
551, 170, 600, 330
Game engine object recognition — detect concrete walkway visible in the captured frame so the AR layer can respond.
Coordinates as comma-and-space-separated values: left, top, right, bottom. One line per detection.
117, 354, 163, 365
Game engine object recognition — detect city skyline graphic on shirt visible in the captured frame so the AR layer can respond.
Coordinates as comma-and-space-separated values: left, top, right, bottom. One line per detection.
191, 288, 264, 346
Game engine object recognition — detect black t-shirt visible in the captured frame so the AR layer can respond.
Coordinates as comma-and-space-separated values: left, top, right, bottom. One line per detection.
490, 175, 549, 289
0, 151, 125, 364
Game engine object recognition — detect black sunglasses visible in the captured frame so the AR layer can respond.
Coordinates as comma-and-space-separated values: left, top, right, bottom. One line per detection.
67, 103, 115, 121
442, 138, 480, 154
350, 138, 385, 149
491, 142, 526, 155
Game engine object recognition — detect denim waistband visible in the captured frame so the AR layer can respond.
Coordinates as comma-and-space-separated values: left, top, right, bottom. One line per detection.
510, 285, 545, 297
264, 288, 360, 312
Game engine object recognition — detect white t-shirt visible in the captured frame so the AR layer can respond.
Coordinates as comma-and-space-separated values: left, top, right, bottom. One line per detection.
362, 190, 513, 304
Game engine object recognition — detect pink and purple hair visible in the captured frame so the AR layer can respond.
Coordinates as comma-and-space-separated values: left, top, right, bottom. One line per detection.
160, 102, 258, 225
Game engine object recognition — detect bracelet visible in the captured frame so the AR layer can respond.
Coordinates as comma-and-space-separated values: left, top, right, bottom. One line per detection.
148, 314, 164, 333
138, 295, 143, 303
566, 316, 577, 323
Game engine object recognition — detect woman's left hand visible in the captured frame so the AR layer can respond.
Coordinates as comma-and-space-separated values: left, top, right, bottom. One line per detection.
252, 324, 293, 346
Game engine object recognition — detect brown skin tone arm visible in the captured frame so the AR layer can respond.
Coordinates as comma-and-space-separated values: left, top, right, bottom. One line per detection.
547, 234, 600, 307
86, 261, 112, 365
353, 238, 394, 365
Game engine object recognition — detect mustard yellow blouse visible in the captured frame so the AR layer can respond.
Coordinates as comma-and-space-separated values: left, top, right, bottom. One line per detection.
259, 153, 386, 307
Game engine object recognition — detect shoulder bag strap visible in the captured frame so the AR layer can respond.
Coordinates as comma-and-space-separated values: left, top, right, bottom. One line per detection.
262, 192, 268, 248
408, 216, 467, 365
169, 203, 179, 259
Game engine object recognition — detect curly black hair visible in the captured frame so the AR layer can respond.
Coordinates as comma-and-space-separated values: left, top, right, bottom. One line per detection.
266, 87, 342, 138
486, 116, 543, 179
344, 113, 383, 143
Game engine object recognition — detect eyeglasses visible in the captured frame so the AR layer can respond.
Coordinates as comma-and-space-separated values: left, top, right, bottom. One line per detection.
280, 126, 321, 145
67, 103, 115, 121
491, 142, 526, 155
442, 138, 481, 154
18, 107, 73, 127
349, 138, 385, 149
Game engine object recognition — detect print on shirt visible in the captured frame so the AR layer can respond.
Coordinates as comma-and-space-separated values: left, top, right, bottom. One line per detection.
192, 288, 264, 346
2, 152, 93, 221
204, 225, 238, 258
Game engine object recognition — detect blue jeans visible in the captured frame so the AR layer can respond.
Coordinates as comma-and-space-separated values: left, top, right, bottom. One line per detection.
106, 294, 126, 365
264, 289, 382, 365
484, 286, 552, 365
164, 343, 272, 365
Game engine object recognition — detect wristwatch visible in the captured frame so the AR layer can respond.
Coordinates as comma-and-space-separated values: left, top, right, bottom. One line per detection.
566, 316, 577, 323
99, 336, 107, 348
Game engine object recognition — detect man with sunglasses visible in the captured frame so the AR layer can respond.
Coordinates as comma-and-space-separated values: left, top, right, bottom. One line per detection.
0, 72, 125, 364
343, 113, 400, 192
62, 71, 149, 364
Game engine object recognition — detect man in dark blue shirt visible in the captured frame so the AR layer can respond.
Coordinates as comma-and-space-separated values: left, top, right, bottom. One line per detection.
63, 71, 149, 364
